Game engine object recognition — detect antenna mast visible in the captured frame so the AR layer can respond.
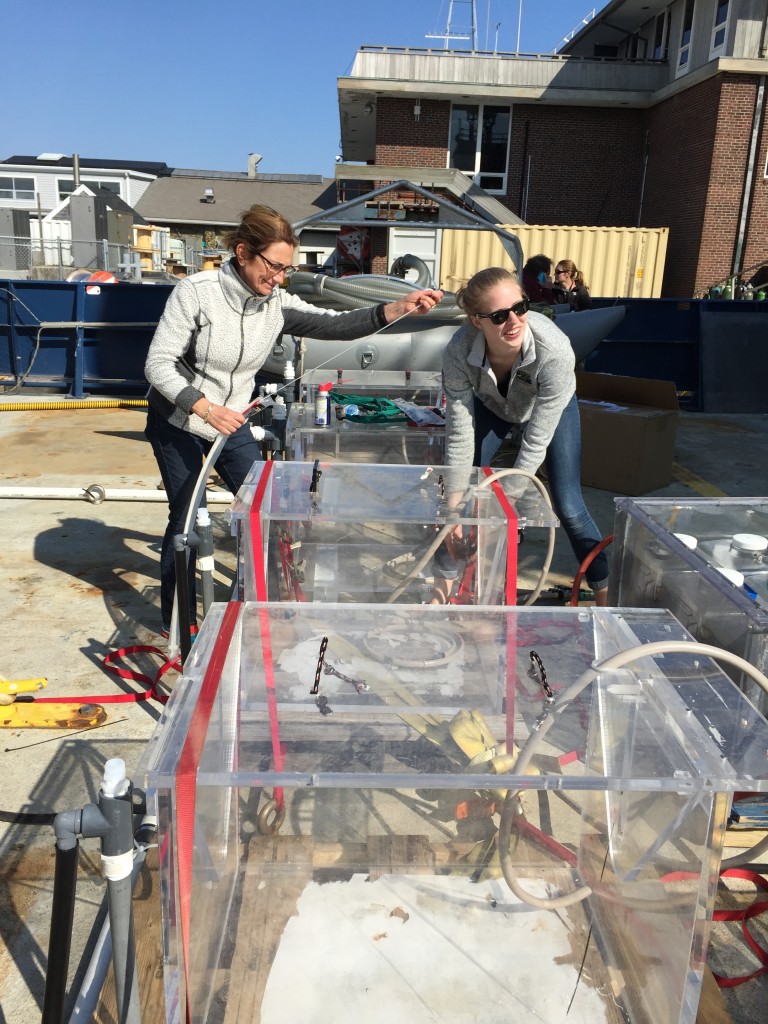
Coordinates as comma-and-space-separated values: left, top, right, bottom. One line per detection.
426, 0, 478, 50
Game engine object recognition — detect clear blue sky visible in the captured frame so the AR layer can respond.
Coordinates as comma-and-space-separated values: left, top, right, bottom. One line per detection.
4, 1, 607, 176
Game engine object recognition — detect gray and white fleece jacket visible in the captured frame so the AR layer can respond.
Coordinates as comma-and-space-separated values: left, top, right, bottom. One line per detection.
145, 259, 387, 441
442, 310, 575, 474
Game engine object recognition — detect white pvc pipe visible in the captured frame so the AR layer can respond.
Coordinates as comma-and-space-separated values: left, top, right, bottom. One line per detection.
0, 486, 234, 503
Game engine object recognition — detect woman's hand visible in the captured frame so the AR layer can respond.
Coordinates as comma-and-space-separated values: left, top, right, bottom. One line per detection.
384, 288, 444, 323
192, 398, 245, 435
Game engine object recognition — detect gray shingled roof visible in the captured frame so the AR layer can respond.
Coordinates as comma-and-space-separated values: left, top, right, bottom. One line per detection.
135, 175, 338, 227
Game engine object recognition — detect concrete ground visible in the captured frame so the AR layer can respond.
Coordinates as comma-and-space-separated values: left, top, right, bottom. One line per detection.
0, 398, 767, 1023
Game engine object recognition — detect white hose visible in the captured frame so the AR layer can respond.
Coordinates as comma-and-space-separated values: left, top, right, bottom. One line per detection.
500, 640, 768, 909
0, 485, 233, 503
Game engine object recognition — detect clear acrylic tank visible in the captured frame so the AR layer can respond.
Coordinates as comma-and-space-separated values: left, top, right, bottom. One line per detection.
229, 460, 558, 604
611, 496, 768, 713
138, 602, 768, 1024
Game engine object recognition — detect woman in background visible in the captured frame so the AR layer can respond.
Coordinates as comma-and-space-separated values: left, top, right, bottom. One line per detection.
438, 266, 608, 604
553, 259, 592, 310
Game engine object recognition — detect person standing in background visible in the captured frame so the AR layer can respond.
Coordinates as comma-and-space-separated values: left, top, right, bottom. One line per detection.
521, 254, 557, 305
553, 260, 592, 310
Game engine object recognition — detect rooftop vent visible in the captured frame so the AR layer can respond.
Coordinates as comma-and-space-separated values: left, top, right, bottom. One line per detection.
248, 153, 263, 178
201, 187, 215, 204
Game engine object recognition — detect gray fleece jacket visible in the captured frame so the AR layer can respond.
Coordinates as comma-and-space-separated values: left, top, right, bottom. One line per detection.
145, 259, 387, 441
442, 310, 575, 473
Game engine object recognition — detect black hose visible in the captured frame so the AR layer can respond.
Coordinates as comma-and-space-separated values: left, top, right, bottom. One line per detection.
42, 841, 79, 1024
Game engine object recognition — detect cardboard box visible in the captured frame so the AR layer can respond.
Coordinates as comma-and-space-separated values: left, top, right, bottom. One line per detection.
576, 371, 679, 495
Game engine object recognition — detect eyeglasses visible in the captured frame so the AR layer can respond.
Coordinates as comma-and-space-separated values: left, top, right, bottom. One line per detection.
256, 252, 299, 278
475, 297, 530, 325
554, 268, 567, 276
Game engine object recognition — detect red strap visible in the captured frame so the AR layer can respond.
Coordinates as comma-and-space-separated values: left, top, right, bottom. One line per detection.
176, 600, 241, 1023
712, 868, 768, 987
35, 645, 180, 705
661, 867, 768, 988
249, 462, 285, 807
482, 468, 519, 751
249, 460, 274, 601
481, 467, 518, 606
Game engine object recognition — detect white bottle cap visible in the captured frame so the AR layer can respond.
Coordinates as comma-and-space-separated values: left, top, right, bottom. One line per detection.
674, 533, 698, 550
731, 533, 768, 554
716, 567, 745, 588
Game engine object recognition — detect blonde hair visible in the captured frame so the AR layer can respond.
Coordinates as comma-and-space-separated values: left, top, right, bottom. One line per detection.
222, 205, 298, 257
556, 259, 588, 290
456, 267, 522, 315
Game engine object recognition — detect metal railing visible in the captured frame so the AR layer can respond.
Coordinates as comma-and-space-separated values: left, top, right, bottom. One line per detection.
0, 235, 132, 279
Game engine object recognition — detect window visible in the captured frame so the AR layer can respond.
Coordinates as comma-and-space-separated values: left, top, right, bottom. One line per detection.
711, 0, 729, 55
653, 10, 670, 60
677, 0, 695, 73
57, 178, 121, 201
0, 176, 35, 201
448, 103, 510, 193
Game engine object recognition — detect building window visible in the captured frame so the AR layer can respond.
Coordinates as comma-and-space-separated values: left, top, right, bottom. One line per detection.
677, 0, 695, 74
448, 104, 510, 193
710, 0, 729, 55
0, 176, 35, 201
653, 9, 670, 60
57, 178, 121, 201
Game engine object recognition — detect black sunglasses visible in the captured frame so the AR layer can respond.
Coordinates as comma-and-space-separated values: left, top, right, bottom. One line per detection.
474, 297, 530, 325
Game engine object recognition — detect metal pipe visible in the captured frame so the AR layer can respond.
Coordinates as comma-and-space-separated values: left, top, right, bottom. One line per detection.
98, 759, 141, 1024
173, 535, 194, 666
732, 75, 765, 278
41, 841, 80, 1024
195, 507, 216, 617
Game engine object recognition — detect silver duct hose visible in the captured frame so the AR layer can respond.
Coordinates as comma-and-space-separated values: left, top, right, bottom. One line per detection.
287, 272, 463, 319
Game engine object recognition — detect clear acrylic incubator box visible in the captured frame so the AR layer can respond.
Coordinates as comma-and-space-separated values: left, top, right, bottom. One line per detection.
229, 460, 558, 604
287, 400, 446, 463
300, 368, 443, 406
610, 496, 768, 713
137, 601, 768, 1024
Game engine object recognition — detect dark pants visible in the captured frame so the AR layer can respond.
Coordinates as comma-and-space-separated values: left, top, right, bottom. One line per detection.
145, 407, 262, 628
473, 394, 609, 589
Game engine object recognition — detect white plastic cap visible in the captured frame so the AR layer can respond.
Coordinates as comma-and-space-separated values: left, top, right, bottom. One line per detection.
731, 533, 768, 554
102, 758, 126, 796
196, 507, 211, 526
274, 396, 286, 405
283, 361, 295, 379
716, 567, 745, 588
674, 533, 698, 550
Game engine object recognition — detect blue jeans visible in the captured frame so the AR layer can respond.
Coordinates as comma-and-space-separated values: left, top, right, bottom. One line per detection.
474, 394, 609, 589
145, 408, 262, 628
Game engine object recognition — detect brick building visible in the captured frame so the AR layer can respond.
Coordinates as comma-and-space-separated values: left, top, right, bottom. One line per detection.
337, 0, 768, 297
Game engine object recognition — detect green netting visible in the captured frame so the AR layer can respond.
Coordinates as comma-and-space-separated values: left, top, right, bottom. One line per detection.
328, 391, 408, 423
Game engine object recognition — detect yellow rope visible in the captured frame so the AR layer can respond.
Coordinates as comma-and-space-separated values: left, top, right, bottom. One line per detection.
0, 399, 148, 412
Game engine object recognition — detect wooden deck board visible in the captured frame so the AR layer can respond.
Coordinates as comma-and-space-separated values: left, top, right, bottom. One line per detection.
96, 837, 735, 1024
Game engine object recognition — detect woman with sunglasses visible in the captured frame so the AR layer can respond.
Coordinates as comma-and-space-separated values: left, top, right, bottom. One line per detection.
438, 266, 608, 604
553, 259, 592, 311
145, 203, 442, 635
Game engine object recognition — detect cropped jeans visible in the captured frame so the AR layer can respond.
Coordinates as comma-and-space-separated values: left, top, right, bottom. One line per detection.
474, 393, 609, 589
145, 407, 262, 629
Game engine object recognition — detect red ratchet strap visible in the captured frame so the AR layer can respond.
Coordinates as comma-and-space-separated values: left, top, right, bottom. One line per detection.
662, 867, 768, 988
34, 644, 179, 705
176, 600, 240, 1023
481, 467, 518, 606
481, 467, 519, 751
249, 462, 286, 809
713, 868, 768, 987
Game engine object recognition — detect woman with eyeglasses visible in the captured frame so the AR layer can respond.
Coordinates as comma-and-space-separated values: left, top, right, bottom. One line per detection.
437, 266, 608, 604
553, 259, 592, 311
145, 203, 442, 635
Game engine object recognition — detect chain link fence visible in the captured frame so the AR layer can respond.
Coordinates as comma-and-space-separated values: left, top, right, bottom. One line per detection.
0, 234, 135, 279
